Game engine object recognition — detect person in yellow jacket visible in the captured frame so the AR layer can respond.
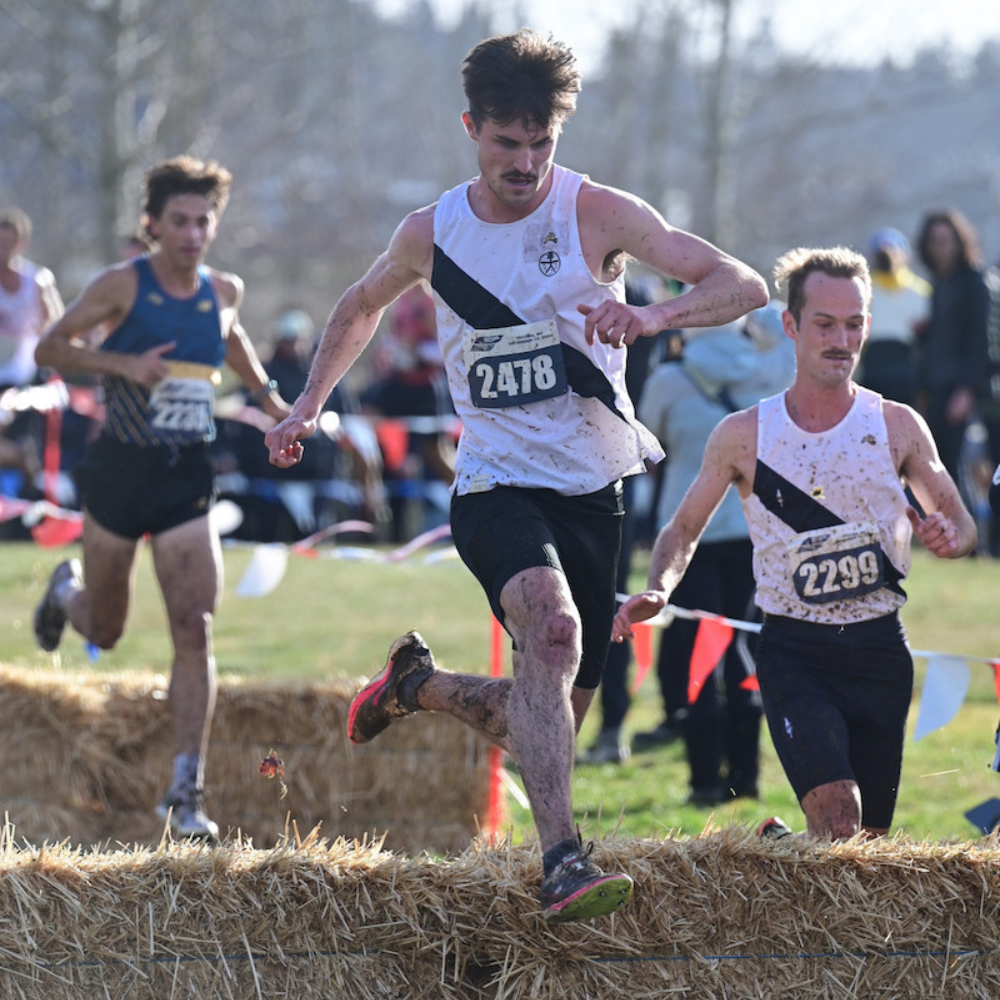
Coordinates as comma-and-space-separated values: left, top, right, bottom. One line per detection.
855, 226, 929, 407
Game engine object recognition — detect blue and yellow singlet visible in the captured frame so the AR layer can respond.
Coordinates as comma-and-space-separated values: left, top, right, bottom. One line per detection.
101, 256, 225, 448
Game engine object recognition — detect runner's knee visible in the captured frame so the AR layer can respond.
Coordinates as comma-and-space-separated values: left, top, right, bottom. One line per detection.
533, 610, 581, 669
170, 609, 213, 653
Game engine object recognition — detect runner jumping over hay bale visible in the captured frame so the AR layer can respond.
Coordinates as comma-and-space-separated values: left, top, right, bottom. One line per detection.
266, 30, 766, 922
615, 246, 977, 842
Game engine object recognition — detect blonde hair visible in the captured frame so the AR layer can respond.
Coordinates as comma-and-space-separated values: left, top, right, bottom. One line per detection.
0, 207, 32, 242
773, 246, 871, 321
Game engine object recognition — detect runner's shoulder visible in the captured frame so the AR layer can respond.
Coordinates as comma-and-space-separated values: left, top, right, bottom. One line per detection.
205, 267, 243, 309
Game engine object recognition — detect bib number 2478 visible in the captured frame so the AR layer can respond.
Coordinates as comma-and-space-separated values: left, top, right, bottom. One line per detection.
464, 319, 568, 410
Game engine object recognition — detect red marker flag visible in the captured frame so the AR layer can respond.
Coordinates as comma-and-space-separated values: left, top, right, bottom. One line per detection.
629, 622, 655, 694
687, 617, 734, 704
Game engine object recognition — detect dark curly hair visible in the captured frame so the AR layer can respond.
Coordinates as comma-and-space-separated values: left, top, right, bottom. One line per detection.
462, 30, 581, 130
142, 156, 232, 230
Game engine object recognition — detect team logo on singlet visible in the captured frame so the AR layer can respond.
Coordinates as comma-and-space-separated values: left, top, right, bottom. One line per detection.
147, 293, 164, 306
197, 299, 214, 312
539, 251, 560, 276
523, 222, 567, 278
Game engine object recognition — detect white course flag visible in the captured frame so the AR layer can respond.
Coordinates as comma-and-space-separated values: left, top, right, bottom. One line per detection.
912, 655, 971, 741
236, 543, 290, 598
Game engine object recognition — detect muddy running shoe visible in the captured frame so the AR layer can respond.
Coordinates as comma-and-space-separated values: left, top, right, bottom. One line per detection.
348, 630, 436, 744
540, 839, 634, 924
757, 816, 793, 841
156, 787, 220, 841
33, 558, 81, 652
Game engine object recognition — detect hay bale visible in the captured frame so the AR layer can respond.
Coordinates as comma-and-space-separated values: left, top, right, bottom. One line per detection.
0, 828, 997, 998
0, 664, 493, 854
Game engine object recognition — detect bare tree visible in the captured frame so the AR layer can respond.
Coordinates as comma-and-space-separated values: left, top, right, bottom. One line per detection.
3, 0, 999, 329
700, 0, 739, 249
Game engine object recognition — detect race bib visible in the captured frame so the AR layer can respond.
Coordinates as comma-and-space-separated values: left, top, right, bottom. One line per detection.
148, 362, 220, 443
787, 522, 885, 605
463, 319, 568, 409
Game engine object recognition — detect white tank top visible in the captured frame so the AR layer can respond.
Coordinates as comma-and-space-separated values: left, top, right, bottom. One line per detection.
741, 387, 910, 624
0, 257, 46, 386
431, 165, 663, 496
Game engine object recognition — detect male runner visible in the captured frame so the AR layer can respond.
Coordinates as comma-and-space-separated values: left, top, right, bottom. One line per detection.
266, 31, 767, 920
614, 246, 976, 840
34, 156, 290, 840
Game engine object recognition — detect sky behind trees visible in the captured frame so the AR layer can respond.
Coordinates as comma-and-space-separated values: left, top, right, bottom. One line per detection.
372, 0, 1000, 71
3, 0, 999, 344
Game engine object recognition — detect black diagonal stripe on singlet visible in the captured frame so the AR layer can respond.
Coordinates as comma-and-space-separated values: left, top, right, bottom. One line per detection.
432, 245, 523, 329
561, 343, 620, 412
431, 244, 623, 415
753, 459, 905, 595
753, 461, 843, 532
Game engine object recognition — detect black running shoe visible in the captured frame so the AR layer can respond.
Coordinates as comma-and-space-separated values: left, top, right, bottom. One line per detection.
347, 631, 436, 744
539, 840, 633, 924
33, 558, 81, 652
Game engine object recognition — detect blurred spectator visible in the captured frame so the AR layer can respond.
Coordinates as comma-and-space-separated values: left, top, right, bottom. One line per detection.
264, 308, 315, 401
991, 460, 1000, 534
268, 308, 388, 531
856, 227, 929, 406
0, 207, 64, 515
0, 208, 63, 388
914, 209, 990, 491
629, 304, 795, 805
980, 262, 1000, 555
362, 282, 454, 540
213, 307, 387, 541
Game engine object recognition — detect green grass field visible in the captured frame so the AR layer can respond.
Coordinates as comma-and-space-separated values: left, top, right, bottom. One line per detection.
3, 539, 999, 845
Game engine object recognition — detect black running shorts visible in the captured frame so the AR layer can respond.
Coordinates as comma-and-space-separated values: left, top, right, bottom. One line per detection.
756, 612, 913, 830
74, 435, 216, 540
450, 482, 624, 689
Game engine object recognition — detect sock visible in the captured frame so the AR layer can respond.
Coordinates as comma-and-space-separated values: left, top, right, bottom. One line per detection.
172, 752, 204, 794
397, 667, 431, 712
542, 837, 581, 877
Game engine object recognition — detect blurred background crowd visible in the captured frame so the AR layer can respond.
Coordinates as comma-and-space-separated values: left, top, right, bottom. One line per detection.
4, 207, 998, 556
